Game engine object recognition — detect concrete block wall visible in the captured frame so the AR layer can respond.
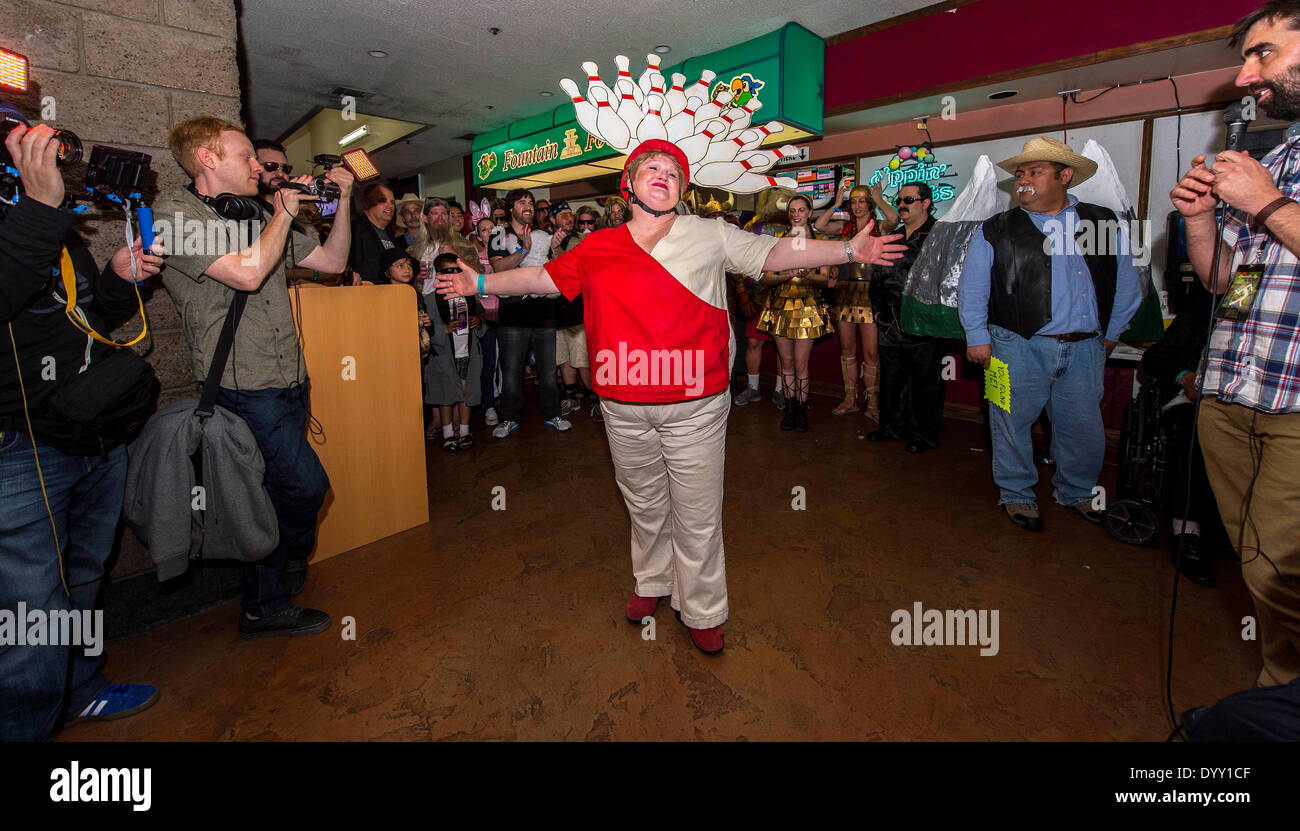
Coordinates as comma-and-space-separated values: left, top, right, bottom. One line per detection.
3, 0, 242, 577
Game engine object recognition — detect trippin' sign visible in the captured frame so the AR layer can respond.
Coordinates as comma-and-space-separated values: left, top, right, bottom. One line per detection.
868, 143, 957, 203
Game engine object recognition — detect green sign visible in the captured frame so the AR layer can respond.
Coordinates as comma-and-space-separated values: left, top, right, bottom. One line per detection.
472, 22, 824, 187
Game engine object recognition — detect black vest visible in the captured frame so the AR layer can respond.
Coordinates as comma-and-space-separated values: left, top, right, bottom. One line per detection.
982, 202, 1119, 340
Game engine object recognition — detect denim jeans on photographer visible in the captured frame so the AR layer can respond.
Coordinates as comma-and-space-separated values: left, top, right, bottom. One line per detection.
0, 430, 123, 741
987, 324, 1106, 507
497, 325, 560, 422
215, 386, 329, 617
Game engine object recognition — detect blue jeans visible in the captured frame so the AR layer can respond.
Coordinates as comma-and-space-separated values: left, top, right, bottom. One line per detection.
987, 325, 1105, 506
480, 323, 499, 408
498, 325, 559, 422
215, 387, 329, 616
0, 430, 123, 741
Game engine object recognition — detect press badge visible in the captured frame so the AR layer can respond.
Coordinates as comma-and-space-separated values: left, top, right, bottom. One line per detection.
1217, 265, 1264, 320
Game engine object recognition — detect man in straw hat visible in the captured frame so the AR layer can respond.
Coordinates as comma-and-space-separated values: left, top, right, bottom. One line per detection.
394, 192, 425, 247
958, 136, 1144, 532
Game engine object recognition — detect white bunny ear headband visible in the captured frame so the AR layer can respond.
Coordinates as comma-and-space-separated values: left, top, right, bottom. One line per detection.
560, 54, 798, 193
468, 198, 490, 225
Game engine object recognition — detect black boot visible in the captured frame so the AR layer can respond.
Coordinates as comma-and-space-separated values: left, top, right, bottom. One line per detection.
794, 400, 808, 432
780, 378, 795, 430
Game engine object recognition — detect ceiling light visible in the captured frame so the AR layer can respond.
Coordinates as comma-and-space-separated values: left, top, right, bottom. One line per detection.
653, 45, 671, 54
539, 91, 553, 97
338, 125, 369, 146
368, 50, 388, 58
988, 90, 1018, 100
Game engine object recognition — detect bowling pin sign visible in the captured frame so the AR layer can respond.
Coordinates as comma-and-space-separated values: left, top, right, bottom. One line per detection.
560, 78, 600, 139
664, 96, 700, 143
615, 55, 643, 107
665, 73, 688, 116
677, 118, 729, 165
637, 54, 661, 97
590, 85, 631, 151
637, 93, 668, 143
581, 61, 615, 106
614, 79, 642, 138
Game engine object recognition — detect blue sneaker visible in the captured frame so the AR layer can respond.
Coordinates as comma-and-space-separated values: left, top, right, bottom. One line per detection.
65, 684, 160, 726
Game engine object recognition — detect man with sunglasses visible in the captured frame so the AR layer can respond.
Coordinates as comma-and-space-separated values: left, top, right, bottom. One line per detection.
255, 140, 325, 283
868, 183, 946, 453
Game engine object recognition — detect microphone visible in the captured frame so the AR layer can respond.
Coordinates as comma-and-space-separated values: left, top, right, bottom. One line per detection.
1223, 101, 1249, 152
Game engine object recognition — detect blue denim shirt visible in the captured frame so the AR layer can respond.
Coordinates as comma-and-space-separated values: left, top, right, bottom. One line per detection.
958, 195, 1143, 346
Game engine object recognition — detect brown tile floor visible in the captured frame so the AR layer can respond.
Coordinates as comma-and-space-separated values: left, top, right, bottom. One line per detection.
63, 394, 1258, 741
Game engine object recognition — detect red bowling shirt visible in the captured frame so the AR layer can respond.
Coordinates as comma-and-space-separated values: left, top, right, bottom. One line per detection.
545, 216, 779, 403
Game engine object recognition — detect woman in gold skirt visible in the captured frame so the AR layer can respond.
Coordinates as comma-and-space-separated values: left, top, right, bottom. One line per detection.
756, 194, 831, 432
820, 183, 897, 419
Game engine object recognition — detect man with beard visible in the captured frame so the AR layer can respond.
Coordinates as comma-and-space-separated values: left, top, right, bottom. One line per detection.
254, 140, 329, 283
867, 183, 946, 453
1172, 0, 1300, 687
409, 197, 477, 275
959, 137, 1143, 532
487, 189, 568, 437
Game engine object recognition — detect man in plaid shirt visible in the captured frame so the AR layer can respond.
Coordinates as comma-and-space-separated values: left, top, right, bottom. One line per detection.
1173, 1, 1300, 687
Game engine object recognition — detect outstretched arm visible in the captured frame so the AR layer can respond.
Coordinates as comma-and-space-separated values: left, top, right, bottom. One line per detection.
436, 257, 557, 297
763, 219, 904, 272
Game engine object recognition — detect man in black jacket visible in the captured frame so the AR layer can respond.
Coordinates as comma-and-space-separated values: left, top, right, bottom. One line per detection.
867, 183, 946, 452
0, 116, 162, 740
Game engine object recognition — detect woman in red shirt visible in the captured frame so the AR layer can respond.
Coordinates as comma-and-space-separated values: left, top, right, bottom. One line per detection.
439, 140, 902, 653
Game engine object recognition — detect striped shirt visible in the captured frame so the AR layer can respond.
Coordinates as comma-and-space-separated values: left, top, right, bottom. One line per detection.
1202, 136, 1300, 413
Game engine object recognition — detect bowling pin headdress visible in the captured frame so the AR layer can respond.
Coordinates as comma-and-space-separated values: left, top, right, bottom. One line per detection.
561, 54, 800, 206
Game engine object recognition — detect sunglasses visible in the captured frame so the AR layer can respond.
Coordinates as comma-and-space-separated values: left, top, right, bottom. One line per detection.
436, 268, 461, 275
894, 196, 926, 205
261, 161, 293, 175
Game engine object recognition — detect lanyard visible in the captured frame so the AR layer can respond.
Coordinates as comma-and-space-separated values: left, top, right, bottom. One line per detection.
58, 247, 148, 347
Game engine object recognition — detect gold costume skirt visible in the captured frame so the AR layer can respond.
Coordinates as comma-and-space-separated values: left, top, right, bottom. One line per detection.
757, 277, 833, 340
834, 263, 873, 324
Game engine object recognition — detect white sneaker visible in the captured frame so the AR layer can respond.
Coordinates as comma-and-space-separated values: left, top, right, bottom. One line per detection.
732, 387, 761, 406
543, 416, 572, 432
484, 407, 499, 426
492, 419, 520, 439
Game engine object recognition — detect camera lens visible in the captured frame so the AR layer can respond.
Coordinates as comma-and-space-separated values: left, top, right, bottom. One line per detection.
54, 128, 82, 165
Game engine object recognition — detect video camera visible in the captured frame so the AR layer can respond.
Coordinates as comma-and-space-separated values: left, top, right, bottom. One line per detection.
1, 47, 151, 211
279, 149, 380, 201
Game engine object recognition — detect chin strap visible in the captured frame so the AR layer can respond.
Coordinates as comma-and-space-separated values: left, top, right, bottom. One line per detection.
626, 183, 678, 218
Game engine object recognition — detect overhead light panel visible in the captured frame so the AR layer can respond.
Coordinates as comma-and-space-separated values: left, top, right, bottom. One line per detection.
338, 125, 369, 146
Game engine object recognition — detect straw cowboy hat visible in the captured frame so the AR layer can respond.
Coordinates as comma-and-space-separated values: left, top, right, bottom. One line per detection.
997, 136, 1097, 186
394, 193, 424, 229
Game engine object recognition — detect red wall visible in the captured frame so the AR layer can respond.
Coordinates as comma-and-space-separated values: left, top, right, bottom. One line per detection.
826, 0, 1261, 113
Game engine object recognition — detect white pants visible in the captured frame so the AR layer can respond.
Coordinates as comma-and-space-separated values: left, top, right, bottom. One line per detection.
601, 392, 731, 628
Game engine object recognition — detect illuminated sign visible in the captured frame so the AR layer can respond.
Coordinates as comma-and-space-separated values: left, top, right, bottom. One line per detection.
868, 144, 957, 203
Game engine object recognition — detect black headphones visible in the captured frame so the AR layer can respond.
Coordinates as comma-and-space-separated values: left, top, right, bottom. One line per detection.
188, 183, 263, 221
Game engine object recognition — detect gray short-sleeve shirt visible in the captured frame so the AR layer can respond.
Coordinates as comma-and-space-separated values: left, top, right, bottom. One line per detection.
156, 187, 319, 390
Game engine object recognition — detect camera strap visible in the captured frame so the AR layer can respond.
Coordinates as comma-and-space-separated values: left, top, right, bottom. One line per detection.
58, 246, 148, 347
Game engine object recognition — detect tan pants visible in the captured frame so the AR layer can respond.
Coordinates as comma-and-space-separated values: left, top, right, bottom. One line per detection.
1199, 396, 1300, 686
601, 392, 730, 628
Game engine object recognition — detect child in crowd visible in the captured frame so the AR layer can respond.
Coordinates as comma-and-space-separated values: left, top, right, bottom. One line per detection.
425, 252, 486, 450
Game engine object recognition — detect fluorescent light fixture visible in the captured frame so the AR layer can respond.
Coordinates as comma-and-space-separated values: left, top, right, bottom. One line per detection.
338, 125, 369, 146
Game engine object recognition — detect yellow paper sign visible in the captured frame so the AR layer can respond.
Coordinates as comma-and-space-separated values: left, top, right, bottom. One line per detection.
984, 357, 1010, 413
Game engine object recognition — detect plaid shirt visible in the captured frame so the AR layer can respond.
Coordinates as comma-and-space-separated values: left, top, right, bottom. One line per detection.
1202, 136, 1300, 413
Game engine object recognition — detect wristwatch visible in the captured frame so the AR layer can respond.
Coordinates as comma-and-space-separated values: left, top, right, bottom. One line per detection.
844, 240, 856, 264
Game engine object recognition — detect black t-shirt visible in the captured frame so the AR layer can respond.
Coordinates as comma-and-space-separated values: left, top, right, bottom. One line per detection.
488, 225, 557, 328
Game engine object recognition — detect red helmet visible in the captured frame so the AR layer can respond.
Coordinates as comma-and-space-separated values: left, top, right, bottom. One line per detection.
620, 139, 690, 201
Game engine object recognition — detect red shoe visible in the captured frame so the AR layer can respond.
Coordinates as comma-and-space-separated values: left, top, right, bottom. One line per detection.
625, 593, 660, 622
688, 626, 724, 654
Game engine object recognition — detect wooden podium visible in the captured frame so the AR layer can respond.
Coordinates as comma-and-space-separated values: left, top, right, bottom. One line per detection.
289, 284, 429, 561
